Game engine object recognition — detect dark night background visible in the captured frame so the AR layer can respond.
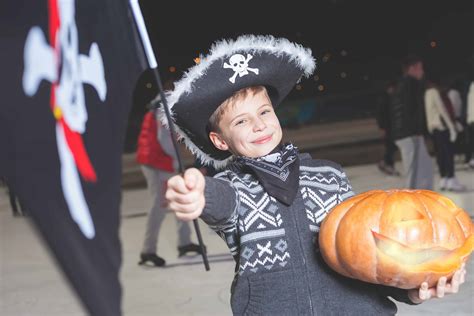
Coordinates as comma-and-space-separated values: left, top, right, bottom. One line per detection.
125, 0, 473, 151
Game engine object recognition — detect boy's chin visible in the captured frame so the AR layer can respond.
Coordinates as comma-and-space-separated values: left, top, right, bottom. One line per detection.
244, 144, 280, 158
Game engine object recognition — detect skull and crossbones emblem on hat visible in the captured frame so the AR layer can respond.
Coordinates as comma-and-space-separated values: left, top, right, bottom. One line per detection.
223, 53, 259, 83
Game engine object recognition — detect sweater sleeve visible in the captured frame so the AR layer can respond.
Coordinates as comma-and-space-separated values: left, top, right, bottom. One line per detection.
337, 167, 355, 201
200, 175, 239, 229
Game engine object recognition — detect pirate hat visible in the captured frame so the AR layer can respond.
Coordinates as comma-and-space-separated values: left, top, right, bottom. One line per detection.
159, 34, 316, 168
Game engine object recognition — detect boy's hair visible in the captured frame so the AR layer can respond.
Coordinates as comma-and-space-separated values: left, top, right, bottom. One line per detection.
401, 54, 423, 73
208, 85, 268, 132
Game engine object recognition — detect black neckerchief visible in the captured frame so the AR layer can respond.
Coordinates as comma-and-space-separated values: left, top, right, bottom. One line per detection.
231, 143, 300, 206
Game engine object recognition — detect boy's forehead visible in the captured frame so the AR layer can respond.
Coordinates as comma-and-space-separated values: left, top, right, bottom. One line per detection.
224, 90, 272, 116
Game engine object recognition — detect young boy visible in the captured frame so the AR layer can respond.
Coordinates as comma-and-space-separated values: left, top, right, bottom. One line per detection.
163, 35, 466, 315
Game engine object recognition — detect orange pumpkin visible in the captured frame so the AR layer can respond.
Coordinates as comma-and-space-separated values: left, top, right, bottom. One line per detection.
318, 189, 474, 289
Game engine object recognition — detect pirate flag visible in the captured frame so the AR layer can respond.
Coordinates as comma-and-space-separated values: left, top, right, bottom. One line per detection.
0, 0, 148, 314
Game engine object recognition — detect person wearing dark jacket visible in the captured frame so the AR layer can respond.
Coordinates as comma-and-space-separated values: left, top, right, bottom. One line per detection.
389, 55, 434, 189
376, 80, 400, 176
162, 36, 465, 315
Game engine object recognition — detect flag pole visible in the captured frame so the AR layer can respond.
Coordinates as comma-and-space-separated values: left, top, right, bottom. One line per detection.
129, 0, 210, 271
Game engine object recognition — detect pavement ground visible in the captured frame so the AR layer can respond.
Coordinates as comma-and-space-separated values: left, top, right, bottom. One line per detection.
1, 158, 473, 316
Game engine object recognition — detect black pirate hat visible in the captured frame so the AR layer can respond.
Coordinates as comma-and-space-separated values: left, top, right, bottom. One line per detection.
159, 34, 316, 168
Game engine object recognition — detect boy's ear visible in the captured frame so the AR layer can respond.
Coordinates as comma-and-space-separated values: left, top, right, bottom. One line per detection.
209, 132, 229, 151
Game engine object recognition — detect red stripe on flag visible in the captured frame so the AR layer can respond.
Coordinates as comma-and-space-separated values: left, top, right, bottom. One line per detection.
61, 119, 98, 182
48, 0, 60, 111
48, 0, 96, 183
48, 0, 60, 46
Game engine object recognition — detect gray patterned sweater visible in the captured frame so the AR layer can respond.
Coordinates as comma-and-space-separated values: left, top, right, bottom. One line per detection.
201, 153, 415, 315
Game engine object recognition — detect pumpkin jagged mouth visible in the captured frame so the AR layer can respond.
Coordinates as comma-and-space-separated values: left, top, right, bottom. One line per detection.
372, 231, 451, 265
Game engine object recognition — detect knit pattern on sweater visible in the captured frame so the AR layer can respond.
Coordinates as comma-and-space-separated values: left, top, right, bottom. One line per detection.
209, 160, 354, 276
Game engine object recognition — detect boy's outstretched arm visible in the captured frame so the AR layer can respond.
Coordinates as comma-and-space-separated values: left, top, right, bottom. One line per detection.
166, 168, 205, 221
407, 263, 467, 304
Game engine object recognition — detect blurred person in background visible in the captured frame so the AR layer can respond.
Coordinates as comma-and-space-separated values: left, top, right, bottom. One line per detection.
424, 78, 466, 191
376, 80, 400, 176
136, 104, 204, 266
389, 55, 434, 189
135, 76, 204, 267
466, 80, 474, 169
446, 76, 469, 163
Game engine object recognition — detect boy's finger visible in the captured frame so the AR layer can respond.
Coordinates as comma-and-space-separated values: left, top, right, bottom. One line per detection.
167, 191, 198, 205
459, 263, 466, 284
436, 277, 446, 298
167, 175, 189, 194
176, 210, 200, 222
419, 282, 430, 300
168, 201, 199, 214
168, 200, 202, 213
184, 168, 204, 190
460, 269, 466, 284
173, 204, 202, 221
450, 270, 461, 293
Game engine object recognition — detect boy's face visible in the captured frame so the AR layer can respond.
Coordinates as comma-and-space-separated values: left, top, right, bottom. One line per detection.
209, 89, 282, 158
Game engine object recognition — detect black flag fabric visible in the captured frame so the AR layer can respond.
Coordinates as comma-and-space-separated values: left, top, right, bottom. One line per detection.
0, 0, 147, 314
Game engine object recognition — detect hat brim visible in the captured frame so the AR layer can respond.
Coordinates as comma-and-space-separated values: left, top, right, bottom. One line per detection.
159, 34, 316, 169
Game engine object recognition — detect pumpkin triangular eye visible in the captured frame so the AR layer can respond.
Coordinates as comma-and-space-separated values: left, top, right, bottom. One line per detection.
384, 197, 426, 223
398, 208, 424, 222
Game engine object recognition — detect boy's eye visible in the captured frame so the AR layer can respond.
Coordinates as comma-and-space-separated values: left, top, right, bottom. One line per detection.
235, 119, 246, 126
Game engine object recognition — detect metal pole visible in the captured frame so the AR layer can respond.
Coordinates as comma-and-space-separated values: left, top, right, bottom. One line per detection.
129, 0, 210, 271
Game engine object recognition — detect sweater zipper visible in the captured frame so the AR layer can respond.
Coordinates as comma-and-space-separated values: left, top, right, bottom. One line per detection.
291, 201, 313, 313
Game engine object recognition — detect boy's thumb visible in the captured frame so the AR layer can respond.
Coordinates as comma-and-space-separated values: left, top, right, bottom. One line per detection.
184, 168, 199, 190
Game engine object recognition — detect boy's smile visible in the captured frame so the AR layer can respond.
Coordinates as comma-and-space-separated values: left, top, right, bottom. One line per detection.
253, 135, 273, 145
209, 89, 283, 158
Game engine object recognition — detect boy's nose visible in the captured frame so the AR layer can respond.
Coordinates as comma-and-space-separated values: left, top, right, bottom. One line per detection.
253, 117, 267, 132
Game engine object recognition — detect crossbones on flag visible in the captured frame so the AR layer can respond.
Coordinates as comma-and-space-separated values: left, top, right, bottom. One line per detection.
0, 0, 148, 314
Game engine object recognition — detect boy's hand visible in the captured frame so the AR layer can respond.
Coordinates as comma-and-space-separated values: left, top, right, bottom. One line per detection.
407, 263, 466, 304
166, 168, 205, 221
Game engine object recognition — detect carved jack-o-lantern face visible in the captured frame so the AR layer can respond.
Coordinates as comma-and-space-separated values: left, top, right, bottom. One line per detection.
318, 189, 474, 289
